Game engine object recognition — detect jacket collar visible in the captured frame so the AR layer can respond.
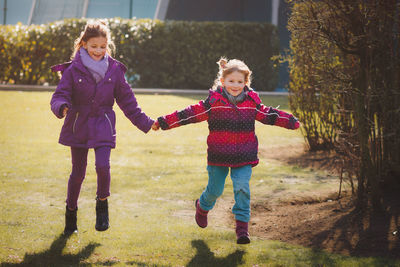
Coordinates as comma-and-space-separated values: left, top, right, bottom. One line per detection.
50, 51, 89, 74
50, 51, 127, 77
50, 61, 72, 73
246, 87, 261, 104
211, 86, 261, 105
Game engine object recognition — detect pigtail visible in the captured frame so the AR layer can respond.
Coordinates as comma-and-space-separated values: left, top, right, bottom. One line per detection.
212, 57, 228, 90
218, 58, 228, 70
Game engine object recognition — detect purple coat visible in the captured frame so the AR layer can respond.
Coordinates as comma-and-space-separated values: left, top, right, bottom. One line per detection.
50, 52, 154, 148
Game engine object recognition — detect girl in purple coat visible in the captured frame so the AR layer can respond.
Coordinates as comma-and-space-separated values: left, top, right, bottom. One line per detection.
50, 20, 155, 235
153, 58, 300, 244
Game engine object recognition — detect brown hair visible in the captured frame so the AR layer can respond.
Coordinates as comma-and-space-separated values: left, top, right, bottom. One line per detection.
71, 20, 115, 59
212, 57, 252, 90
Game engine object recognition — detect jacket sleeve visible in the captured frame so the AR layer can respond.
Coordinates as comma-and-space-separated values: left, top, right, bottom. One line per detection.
157, 97, 211, 130
115, 70, 154, 133
50, 68, 73, 119
255, 104, 300, 130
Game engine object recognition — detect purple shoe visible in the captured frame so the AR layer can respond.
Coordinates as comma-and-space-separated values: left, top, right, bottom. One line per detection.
195, 199, 208, 228
236, 220, 250, 244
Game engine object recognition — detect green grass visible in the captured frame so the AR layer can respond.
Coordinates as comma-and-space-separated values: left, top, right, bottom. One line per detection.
0, 91, 398, 266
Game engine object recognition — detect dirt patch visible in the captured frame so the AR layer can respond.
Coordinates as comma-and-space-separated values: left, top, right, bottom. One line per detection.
250, 193, 400, 259
252, 145, 400, 259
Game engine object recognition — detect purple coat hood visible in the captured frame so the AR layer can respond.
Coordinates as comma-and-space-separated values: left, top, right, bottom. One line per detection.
50, 52, 154, 148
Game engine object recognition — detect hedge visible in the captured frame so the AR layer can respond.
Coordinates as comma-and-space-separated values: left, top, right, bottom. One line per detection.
0, 18, 279, 91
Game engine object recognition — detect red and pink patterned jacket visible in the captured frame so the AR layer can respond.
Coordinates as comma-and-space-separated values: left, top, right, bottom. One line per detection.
157, 86, 300, 167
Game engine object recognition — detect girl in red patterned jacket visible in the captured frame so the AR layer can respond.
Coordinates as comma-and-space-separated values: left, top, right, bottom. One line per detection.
152, 58, 300, 244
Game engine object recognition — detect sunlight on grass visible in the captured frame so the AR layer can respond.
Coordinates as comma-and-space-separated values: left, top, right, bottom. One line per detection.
0, 91, 398, 266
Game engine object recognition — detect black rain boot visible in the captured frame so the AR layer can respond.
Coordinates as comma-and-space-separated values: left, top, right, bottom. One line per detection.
95, 197, 109, 231
64, 206, 78, 236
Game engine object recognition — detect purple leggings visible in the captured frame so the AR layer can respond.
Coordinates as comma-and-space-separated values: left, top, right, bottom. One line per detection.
66, 146, 111, 209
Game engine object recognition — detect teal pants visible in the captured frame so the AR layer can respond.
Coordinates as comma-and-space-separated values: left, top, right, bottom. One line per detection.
199, 165, 252, 222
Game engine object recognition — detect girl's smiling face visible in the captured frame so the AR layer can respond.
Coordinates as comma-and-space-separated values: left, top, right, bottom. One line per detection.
83, 36, 107, 61
221, 71, 246, 96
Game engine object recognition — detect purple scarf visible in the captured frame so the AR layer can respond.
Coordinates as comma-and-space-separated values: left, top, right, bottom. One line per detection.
79, 47, 109, 83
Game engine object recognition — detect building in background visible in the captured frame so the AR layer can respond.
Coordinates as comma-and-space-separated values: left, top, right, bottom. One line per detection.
1, 0, 290, 90
0, 0, 158, 25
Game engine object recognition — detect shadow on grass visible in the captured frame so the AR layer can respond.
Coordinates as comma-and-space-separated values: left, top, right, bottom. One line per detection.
186, 240, 245, 267
0, 232, 109, 267
126, 239, 245, 267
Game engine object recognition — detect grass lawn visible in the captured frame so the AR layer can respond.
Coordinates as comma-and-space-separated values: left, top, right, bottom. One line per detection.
0, 91, 398, 266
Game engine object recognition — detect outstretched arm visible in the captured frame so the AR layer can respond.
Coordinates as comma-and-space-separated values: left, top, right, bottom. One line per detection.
157, 98, 210, 130
115, 71, 154, 133
255, 104, 300, 129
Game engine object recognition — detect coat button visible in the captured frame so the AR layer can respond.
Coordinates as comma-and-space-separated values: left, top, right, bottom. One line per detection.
108, 78, 111, 81
78, 79, 82, 82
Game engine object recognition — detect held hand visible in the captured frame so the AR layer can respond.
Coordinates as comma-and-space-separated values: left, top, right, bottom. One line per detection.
151, 121, 160, 131
62, 106, 69, 117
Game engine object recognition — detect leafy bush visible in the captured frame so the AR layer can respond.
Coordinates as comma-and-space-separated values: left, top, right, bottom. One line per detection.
287, 0, 400, 211
286, 2, 342, 151
0, 18, 279, 91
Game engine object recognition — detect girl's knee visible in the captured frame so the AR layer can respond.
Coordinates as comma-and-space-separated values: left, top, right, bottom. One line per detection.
96, 165, 110, 177
233, 183, 250, 199
204, 185, 224, 201
70, 168, 86, 181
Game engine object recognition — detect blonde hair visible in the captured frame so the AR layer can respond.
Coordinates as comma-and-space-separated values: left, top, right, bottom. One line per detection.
71, 20, 115, 59
212, 57, 252, 90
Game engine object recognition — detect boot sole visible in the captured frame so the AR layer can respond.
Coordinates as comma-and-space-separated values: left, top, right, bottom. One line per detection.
237, 236, 251, 244
63, 229, 78, 236
95, 225, 110, 231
